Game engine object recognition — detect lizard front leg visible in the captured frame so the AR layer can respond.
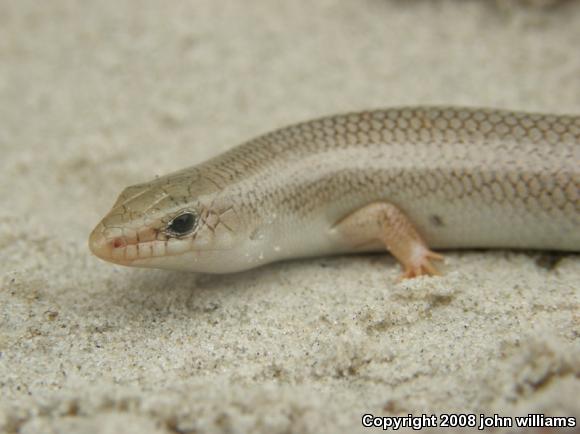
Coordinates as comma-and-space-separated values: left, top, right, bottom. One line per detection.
332, 202, 444, 280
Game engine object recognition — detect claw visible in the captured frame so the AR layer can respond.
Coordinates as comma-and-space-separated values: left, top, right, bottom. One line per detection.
398, 249, 444, 281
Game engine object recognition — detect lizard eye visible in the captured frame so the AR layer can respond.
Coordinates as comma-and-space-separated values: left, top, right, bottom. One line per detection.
166, 212, 197, 236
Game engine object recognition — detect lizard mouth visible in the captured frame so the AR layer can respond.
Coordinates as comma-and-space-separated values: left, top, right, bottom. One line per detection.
89, 222, 195, 265
89, 223, 160, 264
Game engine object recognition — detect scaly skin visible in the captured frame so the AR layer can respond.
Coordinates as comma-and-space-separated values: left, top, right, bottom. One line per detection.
89, 107, 579, 277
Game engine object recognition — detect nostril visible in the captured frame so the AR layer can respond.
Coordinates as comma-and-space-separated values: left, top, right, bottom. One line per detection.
112, 238, 126, 249
89, 225, 133, 264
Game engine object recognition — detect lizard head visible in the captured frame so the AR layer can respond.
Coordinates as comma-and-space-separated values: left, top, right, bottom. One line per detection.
88, 169, 257, 273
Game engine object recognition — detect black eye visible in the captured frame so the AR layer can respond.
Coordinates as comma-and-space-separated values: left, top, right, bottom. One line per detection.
167, 212, 197, 236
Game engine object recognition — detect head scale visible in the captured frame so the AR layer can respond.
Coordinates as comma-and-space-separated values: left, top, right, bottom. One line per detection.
89, 170, 256, 273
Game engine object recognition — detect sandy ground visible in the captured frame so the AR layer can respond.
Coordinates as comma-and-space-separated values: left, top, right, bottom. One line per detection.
0, 1, 579, 433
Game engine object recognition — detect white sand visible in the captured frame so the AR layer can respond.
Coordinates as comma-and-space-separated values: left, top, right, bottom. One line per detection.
0, 1, 579, 433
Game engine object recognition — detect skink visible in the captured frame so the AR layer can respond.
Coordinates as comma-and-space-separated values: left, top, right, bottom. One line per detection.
89, 107, 579, 279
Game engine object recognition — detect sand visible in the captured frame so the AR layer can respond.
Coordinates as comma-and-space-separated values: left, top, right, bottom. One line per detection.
0, 1, 579, 433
